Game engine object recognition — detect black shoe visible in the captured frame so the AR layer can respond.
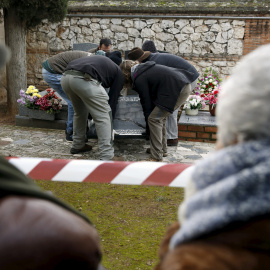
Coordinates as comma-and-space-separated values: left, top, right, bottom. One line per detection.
65, 130, 73, 142
70, 144, 92, 154
167, 139, 178, 146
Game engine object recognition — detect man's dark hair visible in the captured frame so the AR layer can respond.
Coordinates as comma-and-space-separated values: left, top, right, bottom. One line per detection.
142, 40, 158, 53
100, 38, 112, 47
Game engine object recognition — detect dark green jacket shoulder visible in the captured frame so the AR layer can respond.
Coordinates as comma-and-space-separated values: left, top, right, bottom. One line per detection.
0, 156, 91, 224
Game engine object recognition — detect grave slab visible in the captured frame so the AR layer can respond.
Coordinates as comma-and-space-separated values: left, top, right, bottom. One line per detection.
179, 111, 216, 127
87, 95, 146, 138
73, 43, 98, 51
74, 43, 147, 138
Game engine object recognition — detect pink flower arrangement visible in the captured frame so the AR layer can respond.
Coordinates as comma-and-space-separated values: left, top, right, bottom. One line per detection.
184, 94, 206, 110
196, 67, 222, 96
35, 88, 62, 114
203, 85, 221, 109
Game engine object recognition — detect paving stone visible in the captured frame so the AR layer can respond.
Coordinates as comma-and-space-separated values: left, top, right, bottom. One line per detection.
0, 124, 216, 163
193, 148, 211, 154
13, 139, 32, 145
177, 146, 192, 151
1, 138, 13, 142
178, 143, 194, 149
183, 155, 202, 160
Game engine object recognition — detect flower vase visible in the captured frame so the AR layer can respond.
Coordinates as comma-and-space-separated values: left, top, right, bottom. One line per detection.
209, 105, 216, 116
185, 108, 198, 116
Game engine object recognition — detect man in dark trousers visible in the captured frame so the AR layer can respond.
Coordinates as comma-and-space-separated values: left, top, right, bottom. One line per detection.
128, 47, 199, 146
120, 60, 195, 161
61, 55, 124, 161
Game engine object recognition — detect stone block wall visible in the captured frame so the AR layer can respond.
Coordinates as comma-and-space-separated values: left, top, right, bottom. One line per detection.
27, 17, 245, 89
25, 1, 270, 90
68, 1, 270, 15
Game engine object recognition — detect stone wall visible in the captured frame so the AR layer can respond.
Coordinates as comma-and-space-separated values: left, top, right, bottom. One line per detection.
26, 1, 270, 89
27, 16, 245, 89
68, 1, 270, 15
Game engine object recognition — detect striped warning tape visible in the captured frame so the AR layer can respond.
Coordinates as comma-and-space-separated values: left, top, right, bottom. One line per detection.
6, 157, 192, 187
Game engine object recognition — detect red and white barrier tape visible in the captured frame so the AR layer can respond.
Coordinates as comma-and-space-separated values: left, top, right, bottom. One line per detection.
6, 157, 192, 187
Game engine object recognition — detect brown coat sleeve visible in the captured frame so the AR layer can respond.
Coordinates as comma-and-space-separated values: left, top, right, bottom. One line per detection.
153, 219, 270, 270
0, 196, 102, 270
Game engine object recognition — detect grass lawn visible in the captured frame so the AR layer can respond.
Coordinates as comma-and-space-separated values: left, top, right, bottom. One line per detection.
36, 181, 184, 270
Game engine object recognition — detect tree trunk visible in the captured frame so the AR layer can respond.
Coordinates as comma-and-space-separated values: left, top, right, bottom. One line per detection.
4, 8, 27, 116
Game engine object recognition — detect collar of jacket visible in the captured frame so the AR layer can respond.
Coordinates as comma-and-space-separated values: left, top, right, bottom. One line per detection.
131, 61, 156, 82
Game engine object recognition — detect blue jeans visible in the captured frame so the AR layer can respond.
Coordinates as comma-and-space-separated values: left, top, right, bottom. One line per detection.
42, 68, 74, 134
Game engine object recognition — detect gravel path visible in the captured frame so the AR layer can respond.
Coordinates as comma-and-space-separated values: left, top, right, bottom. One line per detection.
0, 123, 216, 163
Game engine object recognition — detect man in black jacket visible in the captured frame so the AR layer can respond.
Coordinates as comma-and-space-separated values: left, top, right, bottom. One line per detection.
120, 60, 195, 161
128, 47, 199, 147
61, 55, 124, 160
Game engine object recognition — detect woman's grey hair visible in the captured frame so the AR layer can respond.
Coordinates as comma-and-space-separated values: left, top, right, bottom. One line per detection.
0, 43, 11, 68
217, 44, 270, 146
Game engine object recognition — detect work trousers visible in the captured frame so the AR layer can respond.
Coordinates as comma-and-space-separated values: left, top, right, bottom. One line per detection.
148, 84, 191, 160
61, 72, 114, 160
166, 79, 198, 139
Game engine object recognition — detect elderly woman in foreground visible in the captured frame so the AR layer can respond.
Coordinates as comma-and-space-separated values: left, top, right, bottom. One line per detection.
153, 44, 270, 270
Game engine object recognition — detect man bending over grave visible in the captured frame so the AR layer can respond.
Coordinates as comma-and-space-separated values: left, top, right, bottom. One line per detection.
120, 60, 195, 161
61, 55, 124, 161
42, 50, 121, 141
128, 47, 199, 147
42, 51, 92, 141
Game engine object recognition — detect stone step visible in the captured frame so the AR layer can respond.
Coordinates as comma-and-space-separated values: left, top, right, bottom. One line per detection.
15, 115, 67, 130
15, 95, 147, 138
15, 90, 217, 141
